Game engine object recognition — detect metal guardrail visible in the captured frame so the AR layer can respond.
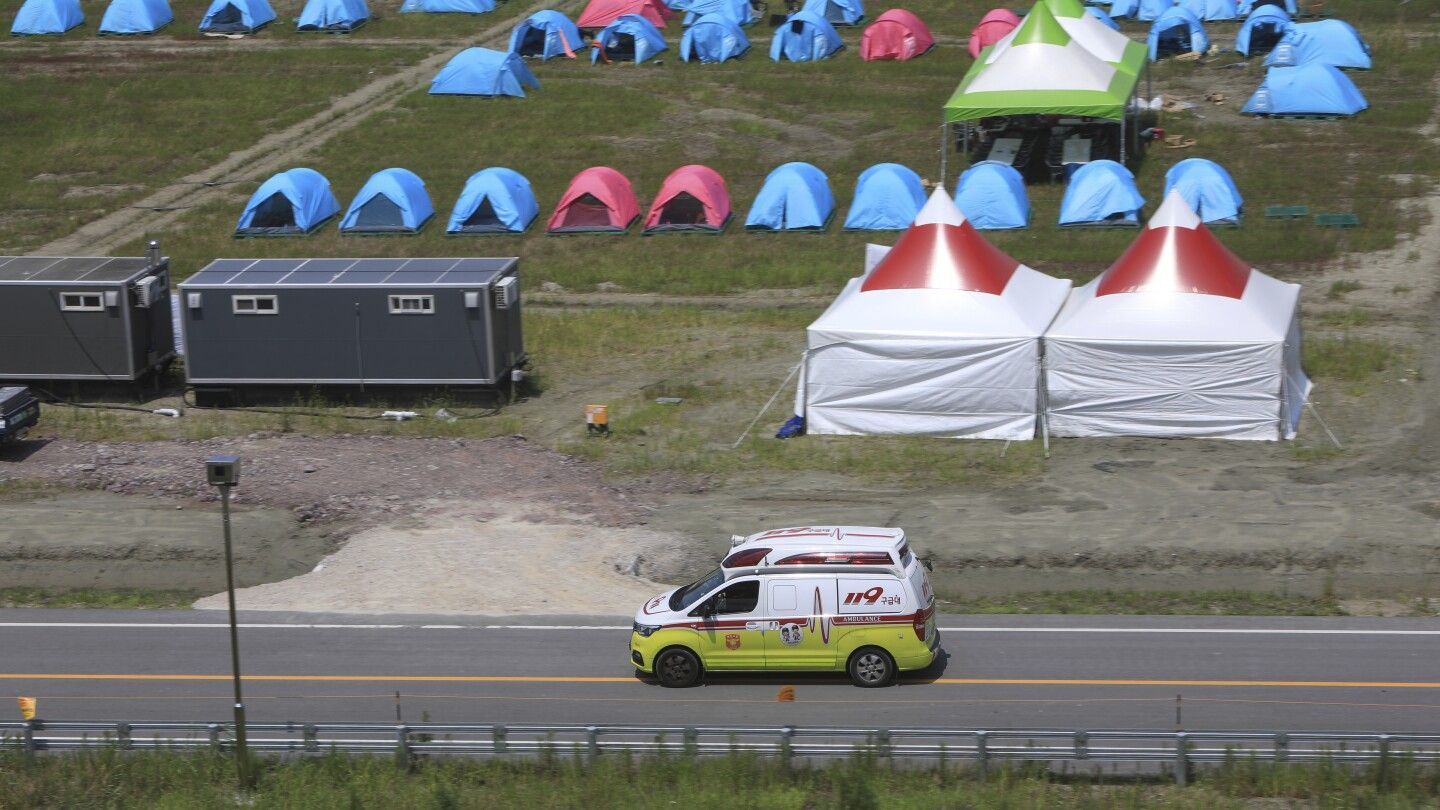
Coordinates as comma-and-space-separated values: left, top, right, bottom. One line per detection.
4, 722, 1438, 785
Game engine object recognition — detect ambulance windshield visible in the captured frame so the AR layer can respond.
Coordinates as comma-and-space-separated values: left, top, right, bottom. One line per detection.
670, 568, 725, 611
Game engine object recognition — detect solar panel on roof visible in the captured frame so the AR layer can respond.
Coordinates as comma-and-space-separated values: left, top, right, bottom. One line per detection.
0, 256, 158, 283
182, 257, 516, 287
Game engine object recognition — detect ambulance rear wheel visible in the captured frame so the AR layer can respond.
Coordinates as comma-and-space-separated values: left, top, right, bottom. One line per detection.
847, 647, 896, 688
655, 647, 702, 688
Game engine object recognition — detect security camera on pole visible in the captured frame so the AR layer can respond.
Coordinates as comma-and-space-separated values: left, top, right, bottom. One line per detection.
205, 454, 253, 789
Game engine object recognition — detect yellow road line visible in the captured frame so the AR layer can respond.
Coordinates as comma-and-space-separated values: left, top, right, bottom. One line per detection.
4, 674, 1440, 689
0, 674, 634, 683
933, 679, 1440, 689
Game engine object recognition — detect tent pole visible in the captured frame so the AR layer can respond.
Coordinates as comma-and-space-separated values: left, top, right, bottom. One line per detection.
940, 116, 949, 188
1038, 348, 1051, 459
1120, 113, 1126, 166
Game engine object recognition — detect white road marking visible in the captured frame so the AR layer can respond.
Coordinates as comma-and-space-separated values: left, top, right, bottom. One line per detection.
1, 622, 1439, 636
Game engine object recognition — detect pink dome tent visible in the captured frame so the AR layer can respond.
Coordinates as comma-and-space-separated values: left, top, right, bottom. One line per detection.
546, 166, 641, 233
967, 7, 1019, 58
643, 165, 732, 233
576, 0, 671, 29
860, 9, 934, 61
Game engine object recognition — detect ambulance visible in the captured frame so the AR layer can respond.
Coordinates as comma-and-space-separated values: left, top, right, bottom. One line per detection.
629, 526, 940, 688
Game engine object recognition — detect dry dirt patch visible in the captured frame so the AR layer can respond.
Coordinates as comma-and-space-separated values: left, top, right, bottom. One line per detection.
194, 503, 688, 614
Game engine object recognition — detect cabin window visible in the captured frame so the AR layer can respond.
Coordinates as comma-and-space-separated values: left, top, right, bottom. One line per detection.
60, 292, 104, 312
388, 295, 435, 315
232, 295, 278, 315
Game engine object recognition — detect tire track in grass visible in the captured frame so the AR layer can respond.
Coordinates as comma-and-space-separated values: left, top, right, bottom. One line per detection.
37, 0, 579, 256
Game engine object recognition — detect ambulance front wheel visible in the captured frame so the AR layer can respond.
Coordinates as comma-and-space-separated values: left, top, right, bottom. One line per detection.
847, 647, 896, 688
655, 647, 703, 688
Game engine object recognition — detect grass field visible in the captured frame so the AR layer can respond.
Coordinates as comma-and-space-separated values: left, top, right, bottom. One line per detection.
4, 748, 1439, 809
1, 0, 1435, 488
0, 43, 433, 251
83, 0, 1434, 293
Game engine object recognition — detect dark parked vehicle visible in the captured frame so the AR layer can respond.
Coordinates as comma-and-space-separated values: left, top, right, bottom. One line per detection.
0, 387, 41, 445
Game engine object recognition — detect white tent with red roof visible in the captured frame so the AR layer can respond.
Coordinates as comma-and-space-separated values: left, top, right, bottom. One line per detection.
794, 188, 1071, 439
1044, 191, 1310, 440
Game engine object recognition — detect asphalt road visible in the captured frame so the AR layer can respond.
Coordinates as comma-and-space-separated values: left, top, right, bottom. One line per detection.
3, 609, 1440, 732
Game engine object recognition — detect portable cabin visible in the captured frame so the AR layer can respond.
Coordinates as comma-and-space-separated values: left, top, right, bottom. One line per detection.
0, 246, 175, 383
179, 257, 524, 396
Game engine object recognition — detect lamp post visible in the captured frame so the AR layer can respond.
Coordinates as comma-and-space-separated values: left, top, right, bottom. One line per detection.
205, 454, 252, 789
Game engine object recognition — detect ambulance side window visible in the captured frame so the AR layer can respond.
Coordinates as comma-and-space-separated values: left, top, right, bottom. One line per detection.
770, 583, 797, 613
710, 580, 759, 615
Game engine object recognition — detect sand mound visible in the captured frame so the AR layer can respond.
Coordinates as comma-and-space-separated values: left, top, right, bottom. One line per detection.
193, 504, 691, 615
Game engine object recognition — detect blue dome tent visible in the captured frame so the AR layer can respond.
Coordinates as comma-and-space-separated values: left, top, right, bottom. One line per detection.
744, 162, 834, 231
99, 0, 172, 34
1148, 7, 1208, 62
591, 14, 667, 63
1242, 63, 1368, 117
675, 0, 751, 26
199, 0, 274, 32
235, 168, 340, 237
953, 161, 1028, 230
340, 168, 435, 235
769, 10, 842, 62
1234, 5, 1291, 55
680, 14, 749, 62
431, 48, 540, 97
509, 10, 581, 59
11, 0, 83, 34
400, 0, 494, 13
1085, 6, 1119, 30
297, 0, 368, 31
1180, 0, 1237, 21
1162, 158, 1243, 224
1238, 0, 1296, 14
1265, 20, 1370, 70
1058, 160, 1145, 227
842, 163, 925, 231
1109, 0, 1174, 21
799, 0, 862, 26
447, 168, 538, 234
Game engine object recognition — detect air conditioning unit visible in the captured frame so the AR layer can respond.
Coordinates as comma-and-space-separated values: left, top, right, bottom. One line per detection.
492, 277, 518, 310
133, 275, 166, 308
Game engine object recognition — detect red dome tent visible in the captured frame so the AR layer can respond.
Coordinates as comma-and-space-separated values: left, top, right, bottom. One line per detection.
967, 7, 1020, 58
546, 167, 641, 234
860, 9, 934, 61
643, 165, 732, 234
576, 0, 671, 29
1043, 191, 1312, 440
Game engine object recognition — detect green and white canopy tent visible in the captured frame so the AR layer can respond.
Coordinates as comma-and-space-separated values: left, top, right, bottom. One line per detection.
1026, 0, 1146, 74
943, 1, 1145, 171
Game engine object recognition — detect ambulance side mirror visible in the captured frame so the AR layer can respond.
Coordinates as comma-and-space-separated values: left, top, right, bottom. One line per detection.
922, 558, 934, 572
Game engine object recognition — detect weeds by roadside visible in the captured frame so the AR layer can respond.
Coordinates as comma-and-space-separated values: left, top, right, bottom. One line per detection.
3, 748, 1439, 809
0, 588, 197, 610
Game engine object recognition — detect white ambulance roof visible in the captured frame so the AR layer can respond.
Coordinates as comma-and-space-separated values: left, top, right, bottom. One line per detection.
723, 526, 908, 569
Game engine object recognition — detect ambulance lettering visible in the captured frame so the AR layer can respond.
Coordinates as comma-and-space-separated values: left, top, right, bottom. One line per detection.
838, 579, 905, 615
841, 586, 900, 607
